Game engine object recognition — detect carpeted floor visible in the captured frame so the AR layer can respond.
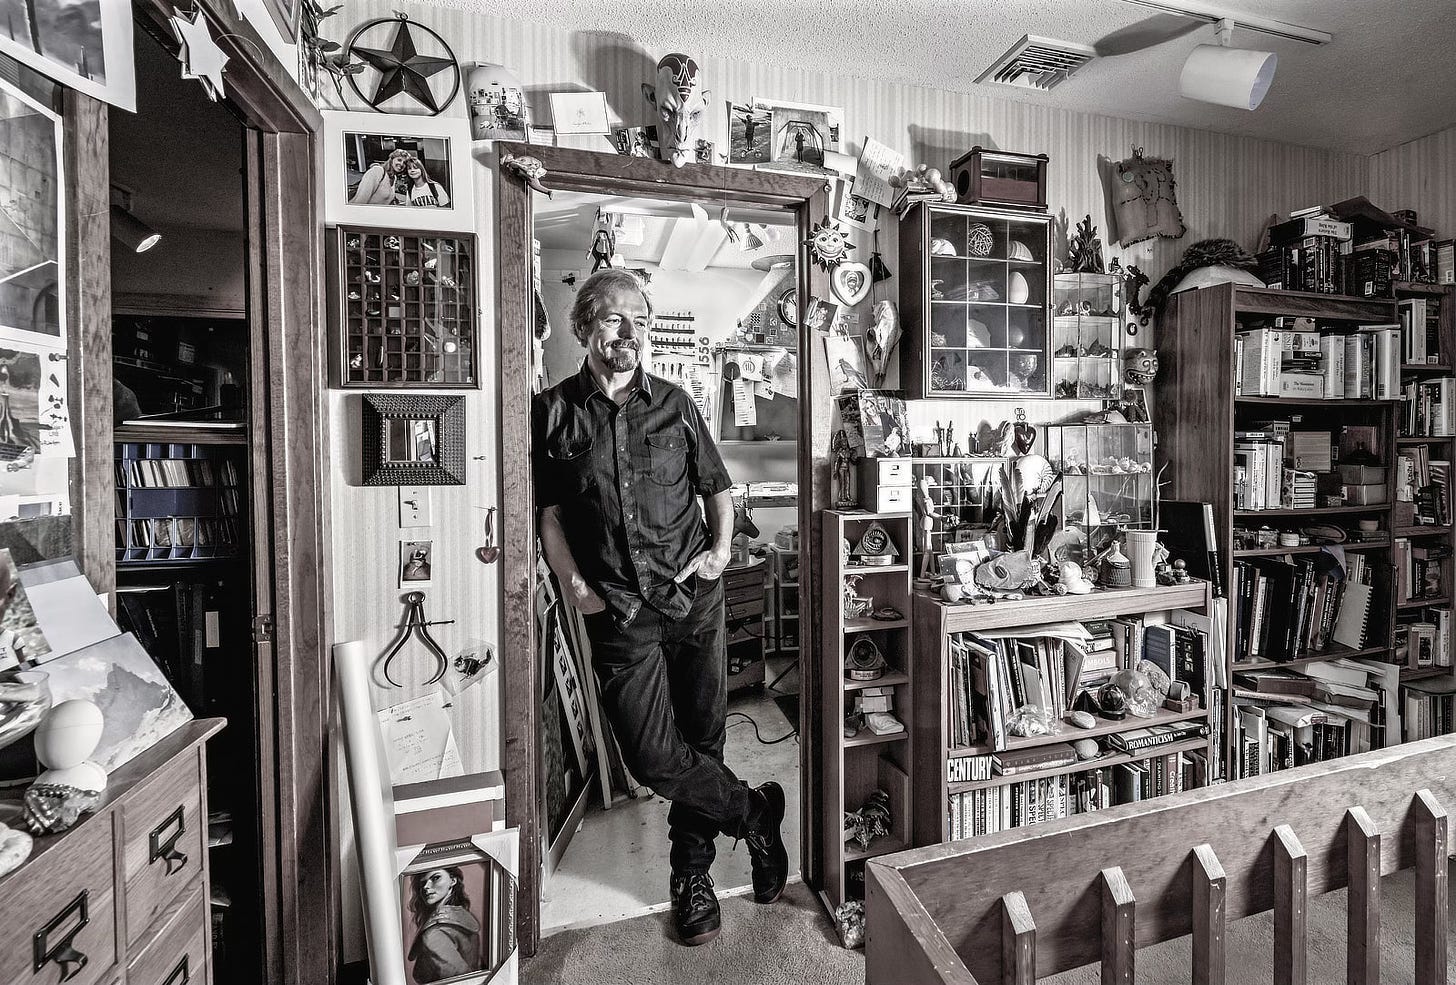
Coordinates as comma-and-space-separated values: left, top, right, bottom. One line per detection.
529, 863, 1455, 984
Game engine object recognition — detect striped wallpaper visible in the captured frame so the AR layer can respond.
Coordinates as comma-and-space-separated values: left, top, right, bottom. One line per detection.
324, 5, 1383, 957
1370, 125, 1456, 244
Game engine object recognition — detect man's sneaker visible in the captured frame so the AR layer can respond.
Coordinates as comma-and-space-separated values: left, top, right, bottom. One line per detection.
745, 781, 789, 904
669, 870, 720, 946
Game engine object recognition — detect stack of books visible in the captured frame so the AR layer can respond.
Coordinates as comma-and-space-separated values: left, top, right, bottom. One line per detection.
1400, 378, 1456, 437
1258, 211, 1351, 295
1398, 296, 1444, 365
1231, 551, 1373, 661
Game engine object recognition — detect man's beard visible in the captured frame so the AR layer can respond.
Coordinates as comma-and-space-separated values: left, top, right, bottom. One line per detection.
603, 342, 638, 372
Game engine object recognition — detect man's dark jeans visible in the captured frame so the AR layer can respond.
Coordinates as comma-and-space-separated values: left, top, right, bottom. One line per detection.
583, 574, 752, 872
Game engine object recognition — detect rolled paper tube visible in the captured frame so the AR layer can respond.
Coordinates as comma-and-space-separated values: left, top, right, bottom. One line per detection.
334, 640, 405, 985
1124, 530, 1158, 588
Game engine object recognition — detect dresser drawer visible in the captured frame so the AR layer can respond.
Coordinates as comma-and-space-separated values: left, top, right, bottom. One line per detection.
0, 813, 117, 985
127, 884, 208, 985
122, 752, 205, 947
726, 596, 765, 622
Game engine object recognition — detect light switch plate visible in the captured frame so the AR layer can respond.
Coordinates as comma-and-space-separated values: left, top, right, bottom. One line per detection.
398, 487, 432, 528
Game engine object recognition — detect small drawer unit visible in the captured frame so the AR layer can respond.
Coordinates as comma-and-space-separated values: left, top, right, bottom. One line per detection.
858, 457, 914, 513
127, 884, 209, 985
122, 753, 206, 947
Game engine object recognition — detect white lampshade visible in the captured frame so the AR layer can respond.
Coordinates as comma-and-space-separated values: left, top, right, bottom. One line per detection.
1179, 44, 1278, 110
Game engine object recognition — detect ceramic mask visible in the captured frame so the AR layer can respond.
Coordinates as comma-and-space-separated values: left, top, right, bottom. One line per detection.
1125, 347, 1159, 384
973, 549, 1038, 590
642, 53, 709, 168
805, 216, 854, 271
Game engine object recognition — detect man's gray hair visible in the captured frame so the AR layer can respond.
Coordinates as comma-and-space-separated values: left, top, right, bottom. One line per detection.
569, 268, 653, 344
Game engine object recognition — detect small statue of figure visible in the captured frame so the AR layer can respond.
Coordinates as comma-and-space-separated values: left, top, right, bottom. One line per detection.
1068, 214, 1105, 274
913, 474, 942, 579
831, 430, 856, 508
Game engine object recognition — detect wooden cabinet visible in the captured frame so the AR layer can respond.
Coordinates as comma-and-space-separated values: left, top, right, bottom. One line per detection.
0, 721, 221, 985
724, 557, 767, 691
899, 202, 1053, 398
820, 511, 913, 917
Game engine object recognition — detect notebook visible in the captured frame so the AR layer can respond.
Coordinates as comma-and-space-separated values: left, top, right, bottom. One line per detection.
1332, 581, 1374, 649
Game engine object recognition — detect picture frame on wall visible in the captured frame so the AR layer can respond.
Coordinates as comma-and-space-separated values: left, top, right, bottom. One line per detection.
0, 76, 65, 347
323, 111, 476, 232
362, 394, 467, 486
0, 0, 136, 110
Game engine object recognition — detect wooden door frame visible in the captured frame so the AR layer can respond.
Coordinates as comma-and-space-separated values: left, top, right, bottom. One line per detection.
71, 4, 337, 982
496, 144, 834, 954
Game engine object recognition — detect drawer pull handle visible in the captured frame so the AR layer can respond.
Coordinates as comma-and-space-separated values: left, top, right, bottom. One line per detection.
149, 805, 189, 875
163, 954, 190, 985
33, 889, 89, 982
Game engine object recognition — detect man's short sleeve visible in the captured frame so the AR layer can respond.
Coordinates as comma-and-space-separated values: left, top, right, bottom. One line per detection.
685, 396, 731, 497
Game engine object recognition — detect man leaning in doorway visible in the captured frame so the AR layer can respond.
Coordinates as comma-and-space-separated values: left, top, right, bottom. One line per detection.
532, 268, 788, 946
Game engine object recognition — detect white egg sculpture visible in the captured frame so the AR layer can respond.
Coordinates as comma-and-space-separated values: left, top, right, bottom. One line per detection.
34, 698, 106, 792
1008, 270, 1031, 304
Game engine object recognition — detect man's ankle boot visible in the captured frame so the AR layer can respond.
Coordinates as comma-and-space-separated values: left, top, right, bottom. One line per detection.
670, 869, 721, 945
744, 781, 789, 904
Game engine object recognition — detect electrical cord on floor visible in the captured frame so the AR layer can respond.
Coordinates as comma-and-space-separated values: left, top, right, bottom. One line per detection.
727, 711, 798, 744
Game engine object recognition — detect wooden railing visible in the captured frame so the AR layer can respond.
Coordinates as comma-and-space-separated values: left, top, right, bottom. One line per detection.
865, 734, 1456, 985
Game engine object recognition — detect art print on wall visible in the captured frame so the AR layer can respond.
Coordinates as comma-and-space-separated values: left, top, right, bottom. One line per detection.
726, 102, 771, 165
466, 63, 527, 142
752, 97, 842, 176
323, 111, 476, 232
0, 0, 135, 110
0, 77, 65, 346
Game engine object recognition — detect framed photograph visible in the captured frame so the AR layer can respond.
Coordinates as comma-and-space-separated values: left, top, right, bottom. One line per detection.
0, 77, 65, 346
0, 0, 135, 110
548, 91, 609, 136
727, 102, 772, 165
398, 833, 518, 985
400, 540, 434, 588
753, 97, 843, 176
466, 63, 527, 141
610, 125, 658, 159
363, 394, 467, 486
835, 176, 881, 233
323, 111, 475, 232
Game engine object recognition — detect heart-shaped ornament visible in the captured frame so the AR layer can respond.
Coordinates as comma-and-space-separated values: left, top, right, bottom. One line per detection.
830, 262, 872, 307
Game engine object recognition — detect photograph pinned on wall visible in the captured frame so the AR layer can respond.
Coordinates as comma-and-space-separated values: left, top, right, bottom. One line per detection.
400, 540, 434, 588
825, 333, 871, 393
398, 832, 519, 985
610, 124, 659, 159
322, 111, 476, 232
0, 0, 135, 110
726, 102, 772, 165
0, 77, 65, 346
548, 90, 610, 136
466, 62, 527, 141
834, 175, 881, 232
752, 97, 842, 176
803, 295, 840, 336
855, 136, 909, 208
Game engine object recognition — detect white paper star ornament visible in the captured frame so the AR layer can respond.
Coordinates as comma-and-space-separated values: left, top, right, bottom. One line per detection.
169, 8, 230, 102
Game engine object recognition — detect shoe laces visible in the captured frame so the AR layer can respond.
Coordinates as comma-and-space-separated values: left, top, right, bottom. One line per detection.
677, 871, 715, 912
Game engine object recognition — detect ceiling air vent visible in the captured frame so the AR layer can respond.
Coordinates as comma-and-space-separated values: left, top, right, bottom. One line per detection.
976, 35, 1096, 91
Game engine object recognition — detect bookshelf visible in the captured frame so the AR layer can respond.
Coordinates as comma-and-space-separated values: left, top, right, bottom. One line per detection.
765, 544, 799, 673
115, 431, 246, 564
1160, 283, 1453, 776
821, 510, 913, 914
909, 581, 1215, 847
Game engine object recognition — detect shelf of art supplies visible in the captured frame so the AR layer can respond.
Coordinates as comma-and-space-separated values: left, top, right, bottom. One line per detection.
821, 510, 915, 914
946, 736, 1212, 794
946, 706, 1209, 758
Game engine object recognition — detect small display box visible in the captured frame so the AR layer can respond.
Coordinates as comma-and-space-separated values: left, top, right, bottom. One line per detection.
1044, 423, 1155, 554
1052, 272, 1124, 400
330, 226, 479, 388
949, 147, 1049, 210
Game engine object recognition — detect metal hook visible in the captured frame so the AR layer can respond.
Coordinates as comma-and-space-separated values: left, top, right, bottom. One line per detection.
382, 591, 455, 687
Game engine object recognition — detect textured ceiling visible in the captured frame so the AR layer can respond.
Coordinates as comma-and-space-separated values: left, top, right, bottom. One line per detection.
419, 0, 1456, 155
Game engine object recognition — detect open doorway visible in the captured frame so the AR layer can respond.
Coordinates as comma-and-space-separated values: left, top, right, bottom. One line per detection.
532, 190, 804, 933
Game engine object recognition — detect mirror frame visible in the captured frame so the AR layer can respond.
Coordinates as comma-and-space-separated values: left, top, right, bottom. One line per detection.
496, 144, 834, 954
362, 393, 467, 485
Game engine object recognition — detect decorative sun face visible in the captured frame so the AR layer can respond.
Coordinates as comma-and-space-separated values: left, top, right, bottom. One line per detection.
805, 216, 853, 271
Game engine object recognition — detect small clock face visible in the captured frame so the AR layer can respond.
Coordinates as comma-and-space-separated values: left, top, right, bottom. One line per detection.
777, 287, 797, 327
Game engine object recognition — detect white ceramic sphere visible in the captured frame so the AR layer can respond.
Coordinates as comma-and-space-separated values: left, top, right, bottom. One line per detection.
34, 699, 103, 770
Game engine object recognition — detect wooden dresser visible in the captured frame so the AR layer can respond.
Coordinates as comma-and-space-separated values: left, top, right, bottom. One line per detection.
0, 719, 223, 985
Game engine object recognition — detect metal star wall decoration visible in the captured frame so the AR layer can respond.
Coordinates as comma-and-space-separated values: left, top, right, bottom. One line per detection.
169, 7, 229, 102
346, 13, 460, 115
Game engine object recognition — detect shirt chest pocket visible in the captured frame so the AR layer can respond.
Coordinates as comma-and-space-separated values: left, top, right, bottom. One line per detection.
548, 433, 595, 492
645, 430, 689, 486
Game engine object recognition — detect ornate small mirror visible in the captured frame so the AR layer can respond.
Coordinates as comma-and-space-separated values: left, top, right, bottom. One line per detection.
363, 394, 465, 484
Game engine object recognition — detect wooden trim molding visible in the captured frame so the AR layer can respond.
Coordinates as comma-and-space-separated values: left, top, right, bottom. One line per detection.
496, 144, 832, 954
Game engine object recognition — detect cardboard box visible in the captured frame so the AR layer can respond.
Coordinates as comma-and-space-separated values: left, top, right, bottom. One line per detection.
1279, 373, 1324, 399
1342, 482, 1389, 505
394, 770, 506, 848
1339, 464, 1388, 484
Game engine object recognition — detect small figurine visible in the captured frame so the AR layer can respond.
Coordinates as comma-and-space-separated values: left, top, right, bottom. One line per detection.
500, 151, 553, 197
843, 575, 872, 619
831, 430, 856, 509
1058, 561, 1095, 594
1171, 559, 1190, 584
843, 789, 893, 852
1067, 214, 1105, 274
913, 475, 942, 579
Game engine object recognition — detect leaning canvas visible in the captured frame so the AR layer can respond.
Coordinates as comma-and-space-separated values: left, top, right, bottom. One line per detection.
39, 631, 192, 772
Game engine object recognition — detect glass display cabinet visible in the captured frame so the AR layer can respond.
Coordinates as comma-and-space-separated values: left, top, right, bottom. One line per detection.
899, 202, 1053, 398
1044, 423, 1155, 553
1051, 272, 1124, 400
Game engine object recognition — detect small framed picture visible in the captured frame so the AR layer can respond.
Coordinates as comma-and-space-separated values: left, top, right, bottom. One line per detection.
400, 540, 434, 587
548, 91, 610, 136
323, 111, 475, 232
398, 834, 519, 985
835, 176, 881, 232
611, 125, 659, 159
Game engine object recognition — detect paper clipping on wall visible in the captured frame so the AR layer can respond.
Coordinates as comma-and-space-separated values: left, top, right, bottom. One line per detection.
379, 691, 466, 785
857, 137, 909, 207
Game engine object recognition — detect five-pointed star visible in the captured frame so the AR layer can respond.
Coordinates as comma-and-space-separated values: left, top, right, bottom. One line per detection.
169, 8, 229, 102
353, 19, 454, 113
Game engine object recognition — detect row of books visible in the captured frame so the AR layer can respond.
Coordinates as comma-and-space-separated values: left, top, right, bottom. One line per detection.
1234, 325, 1401, 399
1396, 446, 1451, 521
117, 455, 240, 489
1231, 704, 1368, 779
1394, 539, 1451, 608
118, 516, 242, 552
1397, 296, 1445, 364
1399, 378, 1456, 437
1404, 677, 1456, 742
1231, 551, 1373, 659
1397, 609, 1453, 670
946, 752, 1200, 839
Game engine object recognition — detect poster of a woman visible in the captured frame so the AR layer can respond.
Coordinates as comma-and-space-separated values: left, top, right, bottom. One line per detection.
405, 866, 482, 983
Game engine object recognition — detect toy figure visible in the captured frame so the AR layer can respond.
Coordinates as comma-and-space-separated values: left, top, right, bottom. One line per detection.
831, 430, 856, 508
913, 475, 942, 579
588, 212, 616, 273
642, 53, 709, 168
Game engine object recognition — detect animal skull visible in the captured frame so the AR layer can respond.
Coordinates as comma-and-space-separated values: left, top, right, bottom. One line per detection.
642, 53, 709, 168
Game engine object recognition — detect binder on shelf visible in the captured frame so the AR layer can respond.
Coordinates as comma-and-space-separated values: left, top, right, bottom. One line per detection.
1331, 580, 1373, 649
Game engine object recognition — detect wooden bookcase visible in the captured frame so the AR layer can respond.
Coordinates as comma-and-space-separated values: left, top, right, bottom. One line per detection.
820, 510, 913, 912
766, 544, 800, 664
1159, 284, 1441, 771
909, 582, 1213, 846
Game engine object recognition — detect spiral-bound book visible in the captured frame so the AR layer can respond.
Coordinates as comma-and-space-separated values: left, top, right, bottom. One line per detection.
1332, 581, 1374, 650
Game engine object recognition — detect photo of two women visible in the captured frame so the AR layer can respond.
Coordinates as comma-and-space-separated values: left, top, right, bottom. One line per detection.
345, 133, 453, 209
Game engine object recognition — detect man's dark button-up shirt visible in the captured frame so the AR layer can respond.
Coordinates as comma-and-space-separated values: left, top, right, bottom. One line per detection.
532, 362, 732, 623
